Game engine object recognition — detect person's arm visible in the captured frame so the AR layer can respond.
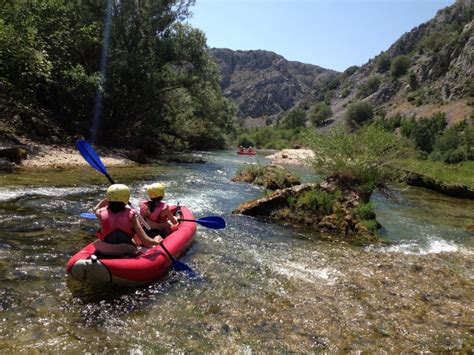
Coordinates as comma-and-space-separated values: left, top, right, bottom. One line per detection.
93, 198, 108, 217
166, 208, 178, 226
132, 215, 162, 247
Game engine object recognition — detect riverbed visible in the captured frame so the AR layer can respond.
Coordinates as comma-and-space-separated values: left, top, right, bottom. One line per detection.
0, 150, 473, 352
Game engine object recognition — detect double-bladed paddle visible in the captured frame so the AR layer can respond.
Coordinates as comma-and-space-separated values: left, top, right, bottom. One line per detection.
76, 139, 200, 279
80, 211, 226, 230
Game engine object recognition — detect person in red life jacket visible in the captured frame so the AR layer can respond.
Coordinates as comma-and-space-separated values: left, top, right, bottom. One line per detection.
139, 183, 178, 237
238, 145, 244, 153
93, 184, 162, 256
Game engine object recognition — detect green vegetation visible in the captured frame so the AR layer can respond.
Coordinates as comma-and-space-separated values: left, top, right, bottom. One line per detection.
357, 76, 381, 98
234, 126, 304, 149
304, 125, 412, 197
390, 55, 410, 78
400, 113, 447, 154
279, 107, 307, 130
308, 102, 332, 127
0, 0, 235, 151
292, 189, 340, 215
234, 164, 300, 190
377, 112, 474, 165
343, 65, 359, 77
402, 160, 474, 187
375, 53, 391, 73
353, 202, 376, 220
345, 101, 374, 129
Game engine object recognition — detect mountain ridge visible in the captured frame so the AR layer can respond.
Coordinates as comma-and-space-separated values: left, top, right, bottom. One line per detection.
210, 0, 473, 127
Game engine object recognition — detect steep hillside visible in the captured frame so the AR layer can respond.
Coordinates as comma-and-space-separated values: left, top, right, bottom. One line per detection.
330, 0, 473, 125
209, 48, 338, 127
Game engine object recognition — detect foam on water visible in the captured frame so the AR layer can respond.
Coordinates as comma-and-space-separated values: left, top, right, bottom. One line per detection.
0, 187, 96, 202
373, 238, 474, 255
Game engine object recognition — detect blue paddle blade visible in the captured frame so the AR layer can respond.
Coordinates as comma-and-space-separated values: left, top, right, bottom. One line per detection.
76, 140, 108, 176
171, 259, 201, 280
80, 212, 97, 219
196, 216, 226, 229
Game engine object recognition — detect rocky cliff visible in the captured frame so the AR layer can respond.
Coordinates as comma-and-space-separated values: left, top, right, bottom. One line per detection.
325, 0, 473, 125
209, 48, 338, 126
211, 0, 473, 127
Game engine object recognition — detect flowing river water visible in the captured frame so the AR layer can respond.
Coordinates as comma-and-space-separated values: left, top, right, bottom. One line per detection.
0, 150, 473, 352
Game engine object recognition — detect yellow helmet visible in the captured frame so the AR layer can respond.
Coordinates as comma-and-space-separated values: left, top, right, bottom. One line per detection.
106, 184, 130, 204
146, 183, 165, 199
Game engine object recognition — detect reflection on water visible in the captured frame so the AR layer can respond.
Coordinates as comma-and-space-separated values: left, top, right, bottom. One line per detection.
0, 150, 473, 352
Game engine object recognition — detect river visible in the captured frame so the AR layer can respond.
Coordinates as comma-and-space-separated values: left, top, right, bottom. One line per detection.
0, 150, 473, 352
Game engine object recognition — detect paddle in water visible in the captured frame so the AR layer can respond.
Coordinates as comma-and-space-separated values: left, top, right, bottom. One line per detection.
76, 139, 200, 279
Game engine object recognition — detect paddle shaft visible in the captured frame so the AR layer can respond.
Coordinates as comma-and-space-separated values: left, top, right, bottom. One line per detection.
159, 242, 176, 263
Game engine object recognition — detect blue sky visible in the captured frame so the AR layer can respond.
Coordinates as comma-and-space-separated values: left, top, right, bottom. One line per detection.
187, 0, 455, 72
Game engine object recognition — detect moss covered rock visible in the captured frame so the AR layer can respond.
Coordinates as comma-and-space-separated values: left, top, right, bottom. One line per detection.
232, 164, 300, 190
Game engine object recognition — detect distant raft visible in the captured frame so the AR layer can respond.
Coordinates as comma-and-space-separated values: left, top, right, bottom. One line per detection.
67, 205, 196, 286
237, 150, 256, 155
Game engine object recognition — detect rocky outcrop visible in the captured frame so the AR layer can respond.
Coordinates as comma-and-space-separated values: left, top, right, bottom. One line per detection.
210, 48, 338, 125
234, 177, 382, 244
330, 0, 474, 126
232, 164, 300, 190
404, 171, 474, 199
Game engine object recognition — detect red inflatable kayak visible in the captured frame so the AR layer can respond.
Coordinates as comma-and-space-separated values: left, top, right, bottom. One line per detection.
67, 205, 196, 286
237, 151, 256, 155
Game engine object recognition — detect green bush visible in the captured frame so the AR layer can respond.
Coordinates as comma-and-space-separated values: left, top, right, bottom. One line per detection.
357, 76, 381, 98
234, 126, 304, 149
345, 101, 374, 129
309, 102, 332, 127
295, 189, 339, 214
238, 134, 256, 148
279, 107, 307, 129
390, 55, 410, 78
343, 65, 359, 77
304, 125, 412, 197
375, 114, 404, 132
341, 87, 351, 98
353, 202, 376, 220
401, 113, 447, 153
375, 53, 391, 73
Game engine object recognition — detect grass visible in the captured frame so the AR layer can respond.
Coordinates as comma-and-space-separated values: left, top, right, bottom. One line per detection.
400, 159, 474, 187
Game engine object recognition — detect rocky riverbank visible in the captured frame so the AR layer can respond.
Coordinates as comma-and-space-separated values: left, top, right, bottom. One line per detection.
0, 139, 135, 171
265, 148, 315, 166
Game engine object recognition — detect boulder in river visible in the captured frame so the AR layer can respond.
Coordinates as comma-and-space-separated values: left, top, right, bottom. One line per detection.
232, 164, 300, 190
234, 176, 382, 243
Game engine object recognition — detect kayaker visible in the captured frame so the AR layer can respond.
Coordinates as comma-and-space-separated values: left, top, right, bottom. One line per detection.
93, 184, 162, 256
140, 183, 179, 237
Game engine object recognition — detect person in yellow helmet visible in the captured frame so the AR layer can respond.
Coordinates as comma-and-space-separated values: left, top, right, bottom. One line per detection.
93, 184, 162, 256
139, 183, 178, 237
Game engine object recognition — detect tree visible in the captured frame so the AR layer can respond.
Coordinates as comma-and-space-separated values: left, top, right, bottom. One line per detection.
375, 52, 391, 73
280, 107, 306, 130
0, 0, 235, 151
309, 102, 332, 127
390, 55, 410, 78
345, 101, 374, 129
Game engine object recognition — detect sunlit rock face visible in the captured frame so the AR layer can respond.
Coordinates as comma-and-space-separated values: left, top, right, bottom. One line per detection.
209, 48, 338, 125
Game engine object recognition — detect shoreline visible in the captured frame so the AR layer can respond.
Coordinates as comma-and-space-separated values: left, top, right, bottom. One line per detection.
18, 141, 136, 169
264, 148, 315, 166
14, 143, 315, 169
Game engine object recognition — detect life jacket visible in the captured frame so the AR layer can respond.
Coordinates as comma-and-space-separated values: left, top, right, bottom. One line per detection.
96, 207, 135, 244
140, 200, 168, 223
